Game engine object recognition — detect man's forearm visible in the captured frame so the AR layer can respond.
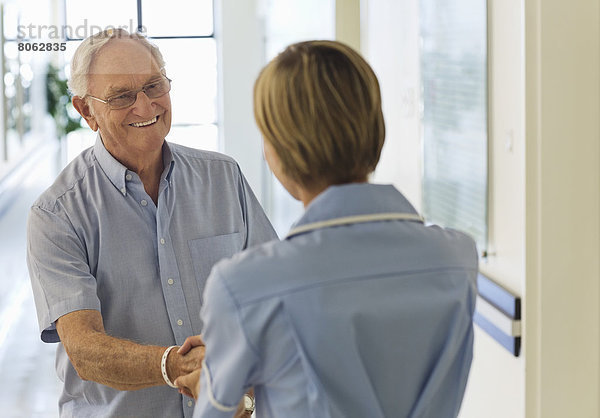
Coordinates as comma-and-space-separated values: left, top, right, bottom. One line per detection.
56, 309, 203, 391
66, 330, 166, 390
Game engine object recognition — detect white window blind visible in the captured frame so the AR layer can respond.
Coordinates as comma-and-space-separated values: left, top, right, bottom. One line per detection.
420, 0, 488, 251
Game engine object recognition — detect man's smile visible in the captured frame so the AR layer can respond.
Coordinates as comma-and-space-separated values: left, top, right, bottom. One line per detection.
129, 115, 159, 127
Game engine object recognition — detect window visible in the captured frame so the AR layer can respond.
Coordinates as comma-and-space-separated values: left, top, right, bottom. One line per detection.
0, 0, 53, 167
63, 0, 218, 156
420, 0, 488, 251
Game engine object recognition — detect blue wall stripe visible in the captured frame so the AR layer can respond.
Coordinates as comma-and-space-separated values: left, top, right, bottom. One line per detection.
474, 312, 521, 356
477, 273, 521, 319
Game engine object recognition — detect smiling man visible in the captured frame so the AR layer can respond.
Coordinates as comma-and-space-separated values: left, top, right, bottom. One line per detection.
26, 29, 276, 417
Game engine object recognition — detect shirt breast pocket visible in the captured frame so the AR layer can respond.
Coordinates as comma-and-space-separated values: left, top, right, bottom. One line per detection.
188, 232, 244, 296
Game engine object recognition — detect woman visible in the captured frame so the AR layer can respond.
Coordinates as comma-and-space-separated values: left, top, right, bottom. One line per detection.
176, 40, 478, 418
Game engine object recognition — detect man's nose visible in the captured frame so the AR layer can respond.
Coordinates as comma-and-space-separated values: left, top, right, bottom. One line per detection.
131, 90, 155, 114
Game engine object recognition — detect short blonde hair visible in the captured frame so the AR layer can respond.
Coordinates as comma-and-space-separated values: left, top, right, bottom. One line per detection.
253, 40, 385, 190
67, 28, 165, 97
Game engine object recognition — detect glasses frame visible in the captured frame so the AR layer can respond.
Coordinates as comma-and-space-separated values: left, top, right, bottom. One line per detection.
85, 75, 172, 110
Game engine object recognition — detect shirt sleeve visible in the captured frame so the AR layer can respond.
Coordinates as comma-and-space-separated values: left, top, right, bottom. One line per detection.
26, 204, 101, 343
193, 270, 259, 418
236, 165, 279, 247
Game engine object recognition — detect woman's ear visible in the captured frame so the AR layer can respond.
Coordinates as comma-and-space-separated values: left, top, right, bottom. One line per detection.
72, 96, 98, 132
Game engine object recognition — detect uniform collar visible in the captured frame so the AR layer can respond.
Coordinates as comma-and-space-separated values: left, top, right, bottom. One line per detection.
287, 183, 420, 238
93, 134, 175, 196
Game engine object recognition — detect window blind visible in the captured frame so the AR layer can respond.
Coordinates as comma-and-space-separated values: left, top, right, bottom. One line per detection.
420, 0, 488, 251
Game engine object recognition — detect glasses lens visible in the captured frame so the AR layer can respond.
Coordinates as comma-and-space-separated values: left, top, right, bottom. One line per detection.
145, 78, 171, 98
108, 93, 137, 109
106, 77, 171, 109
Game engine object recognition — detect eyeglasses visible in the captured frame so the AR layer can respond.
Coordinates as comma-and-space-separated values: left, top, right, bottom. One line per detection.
86, 76, 172, 110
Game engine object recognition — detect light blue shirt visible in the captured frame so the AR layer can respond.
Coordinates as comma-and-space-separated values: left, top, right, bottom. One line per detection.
194, 183, 478, 418
26, 136, 277, 418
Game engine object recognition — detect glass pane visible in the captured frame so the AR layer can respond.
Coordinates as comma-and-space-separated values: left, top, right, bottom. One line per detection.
5, 0, 53, 40
167, 124, 218, 152
65, 0, 138, 38
2, 42, 43, 155
142, 0, 213, 37
152, 38, 217, 125
3, 2, 22, 39
420, 0, 488, 250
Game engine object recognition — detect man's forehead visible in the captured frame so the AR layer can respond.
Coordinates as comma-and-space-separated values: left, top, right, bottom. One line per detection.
88, 65, 158, 76
89, 39, 159, 75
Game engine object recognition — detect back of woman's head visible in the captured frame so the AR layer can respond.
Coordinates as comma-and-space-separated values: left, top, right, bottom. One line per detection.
254, 40, 385, 190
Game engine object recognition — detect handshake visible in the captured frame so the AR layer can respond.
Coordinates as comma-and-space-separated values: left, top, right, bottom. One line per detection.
162, 335, 204, 399
164, 335, 253, 418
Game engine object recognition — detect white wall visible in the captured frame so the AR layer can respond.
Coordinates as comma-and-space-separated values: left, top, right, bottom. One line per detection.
361, 0, 422, 211
524, 0, 600, 416
215, 0, 266, 201
460, 0, 526, 416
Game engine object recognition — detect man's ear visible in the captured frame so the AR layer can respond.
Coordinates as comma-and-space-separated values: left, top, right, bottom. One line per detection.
72, 96, 99, 132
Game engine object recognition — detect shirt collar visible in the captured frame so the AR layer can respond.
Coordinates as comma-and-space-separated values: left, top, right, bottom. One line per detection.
161, 141, 175, 183
93, 134, 128, 195
288, 183, 420, 236
93, 134, 176, 196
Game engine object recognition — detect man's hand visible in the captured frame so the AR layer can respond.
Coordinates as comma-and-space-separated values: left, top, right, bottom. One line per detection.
173, 335, 205, 398
177, 334, 205, 355
175, 335, 253, 417
166, 343, 205, 383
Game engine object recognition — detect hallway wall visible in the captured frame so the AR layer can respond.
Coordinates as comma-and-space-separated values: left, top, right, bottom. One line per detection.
524, 0, 600, 415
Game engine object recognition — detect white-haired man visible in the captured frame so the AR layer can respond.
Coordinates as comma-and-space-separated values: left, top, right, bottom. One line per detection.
27, 29, 275, 417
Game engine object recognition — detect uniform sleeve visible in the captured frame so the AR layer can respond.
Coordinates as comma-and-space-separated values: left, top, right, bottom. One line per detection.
26, 205, 101, 343
193, 270, 259, 418
236, 165, 279, 247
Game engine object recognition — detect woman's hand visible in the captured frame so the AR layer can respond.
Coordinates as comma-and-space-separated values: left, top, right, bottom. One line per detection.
174, 368, 201, 399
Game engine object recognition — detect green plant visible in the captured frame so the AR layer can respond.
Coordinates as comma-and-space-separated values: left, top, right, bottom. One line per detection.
46, 64, 81, 137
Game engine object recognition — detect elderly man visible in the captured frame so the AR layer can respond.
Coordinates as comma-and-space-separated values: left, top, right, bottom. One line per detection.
26, 29, 276, 417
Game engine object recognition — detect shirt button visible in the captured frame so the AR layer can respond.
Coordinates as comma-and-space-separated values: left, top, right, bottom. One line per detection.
167, 278, 174, 285
120, 187, 126, 194
160, 238, 165, 245
187, 400, 193, 407
141, 199, 148, 206
126, 174, 132, 181
177, 319, 183, 326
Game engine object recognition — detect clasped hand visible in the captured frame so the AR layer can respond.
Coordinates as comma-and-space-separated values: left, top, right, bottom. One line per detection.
174, 335, 252, 418
174, 335, 204, 399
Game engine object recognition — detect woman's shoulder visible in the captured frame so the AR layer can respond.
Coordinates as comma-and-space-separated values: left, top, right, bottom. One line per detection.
208, 238, 308, 304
